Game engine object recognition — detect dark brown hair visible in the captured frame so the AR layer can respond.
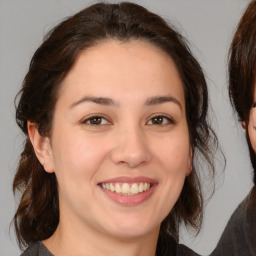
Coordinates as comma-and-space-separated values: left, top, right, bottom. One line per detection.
13, 2, 220, 253
228, 1, 256, 189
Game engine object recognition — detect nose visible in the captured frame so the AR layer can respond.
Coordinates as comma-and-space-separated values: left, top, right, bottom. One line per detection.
110, 127, 152, 168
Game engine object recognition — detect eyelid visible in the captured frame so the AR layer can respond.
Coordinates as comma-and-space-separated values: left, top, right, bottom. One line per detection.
146, 114, 175, 125
80, 114, 112, 125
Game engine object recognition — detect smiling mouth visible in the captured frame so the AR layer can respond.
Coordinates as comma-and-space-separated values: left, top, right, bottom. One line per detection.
99, 182, 152, 196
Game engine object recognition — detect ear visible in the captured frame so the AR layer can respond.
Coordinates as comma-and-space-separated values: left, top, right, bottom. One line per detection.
241, 121, 246, 130
186, 146, 193, 175
27, 121, 55, 173
248, 107, 256, 152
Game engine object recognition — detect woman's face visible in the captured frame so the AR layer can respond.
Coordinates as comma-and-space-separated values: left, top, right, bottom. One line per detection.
248, 86, 256, 151
36, 40, 192, 240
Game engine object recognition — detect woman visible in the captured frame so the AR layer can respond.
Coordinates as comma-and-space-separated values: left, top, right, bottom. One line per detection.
211, 1, 256, 255
13, 2, 219, 256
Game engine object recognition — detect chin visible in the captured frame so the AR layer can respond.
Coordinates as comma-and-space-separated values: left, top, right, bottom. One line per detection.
108, 227, 153, 240
102, 216, 158, 239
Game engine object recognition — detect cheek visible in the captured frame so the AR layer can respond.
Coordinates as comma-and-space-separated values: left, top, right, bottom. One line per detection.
248, 126, 256, 152
52, 132, 109, 186
51, 133, 111, 212
248, 109, 256, 152
155, 134, 190, 174
153, 133, 190, 208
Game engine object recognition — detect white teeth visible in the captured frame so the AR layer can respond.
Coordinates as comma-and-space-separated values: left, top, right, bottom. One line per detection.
138, 182, 144, 192
110, 183, 115, 192
100, 182, 151, 195
130, 183, 139, 195
115, 183, 122, 193
122, 183, 130, 194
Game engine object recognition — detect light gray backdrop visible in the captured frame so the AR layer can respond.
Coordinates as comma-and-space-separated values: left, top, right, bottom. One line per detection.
0, 0, 253, 255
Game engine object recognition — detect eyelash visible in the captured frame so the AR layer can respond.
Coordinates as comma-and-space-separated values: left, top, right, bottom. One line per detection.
146, 115, 174, 125
81, 114, 174, 126
81, 115, 111, 126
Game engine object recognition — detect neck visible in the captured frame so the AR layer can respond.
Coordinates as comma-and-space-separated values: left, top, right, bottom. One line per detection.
43, 214, 159, 256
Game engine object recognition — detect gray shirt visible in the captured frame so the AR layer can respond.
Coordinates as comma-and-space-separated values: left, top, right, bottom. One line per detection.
21, 241, 199, 256
211, 197, 256, 256
21, 242, 53, 256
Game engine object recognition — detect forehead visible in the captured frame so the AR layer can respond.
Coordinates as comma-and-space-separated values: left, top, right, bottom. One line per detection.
58, 39, 185, 106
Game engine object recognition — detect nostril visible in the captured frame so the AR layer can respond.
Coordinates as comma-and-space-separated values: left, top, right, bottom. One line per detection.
110, 148, 151, 168
109, 132, 152, 167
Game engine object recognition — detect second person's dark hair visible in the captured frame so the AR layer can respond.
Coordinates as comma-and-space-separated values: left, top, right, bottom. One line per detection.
228, 0, 256, 185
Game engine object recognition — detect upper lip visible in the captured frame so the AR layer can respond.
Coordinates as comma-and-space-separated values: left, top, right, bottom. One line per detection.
98, 176, 158, 184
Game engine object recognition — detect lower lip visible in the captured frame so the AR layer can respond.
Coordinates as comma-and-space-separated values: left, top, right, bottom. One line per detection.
100, 185, 157, 206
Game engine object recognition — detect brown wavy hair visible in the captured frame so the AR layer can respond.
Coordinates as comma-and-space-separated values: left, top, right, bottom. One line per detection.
228, 0, 256, 199
13, 2, 220, 254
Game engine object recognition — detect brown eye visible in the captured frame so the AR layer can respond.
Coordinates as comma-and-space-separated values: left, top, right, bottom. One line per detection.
83, 116, 109, 125
152, 116, 164, 124
89, 117, 102, 125
147, 115, 174, 125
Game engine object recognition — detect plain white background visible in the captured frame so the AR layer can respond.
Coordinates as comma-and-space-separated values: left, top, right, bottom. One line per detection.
0, 0, 253, 255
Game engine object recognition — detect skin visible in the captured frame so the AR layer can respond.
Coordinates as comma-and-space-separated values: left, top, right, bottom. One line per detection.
248, 88, 256, 151
28, 40, 192, 256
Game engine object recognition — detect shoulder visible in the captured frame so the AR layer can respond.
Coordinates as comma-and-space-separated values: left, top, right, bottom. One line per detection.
20, 241, 53, 256
20, 242, 40, 256
157, 235, 200, 256
211, 196, 256, 256
221, 197, 248, 230
177, 244, 200, 256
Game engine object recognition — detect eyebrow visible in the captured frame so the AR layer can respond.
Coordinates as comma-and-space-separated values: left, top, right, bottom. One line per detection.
145, 96, 182, 110
70, 96, 119, 108
70, 95, 182, 110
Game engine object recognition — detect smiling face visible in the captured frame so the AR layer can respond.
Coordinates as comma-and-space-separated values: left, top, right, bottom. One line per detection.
30, 40, 192, 242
